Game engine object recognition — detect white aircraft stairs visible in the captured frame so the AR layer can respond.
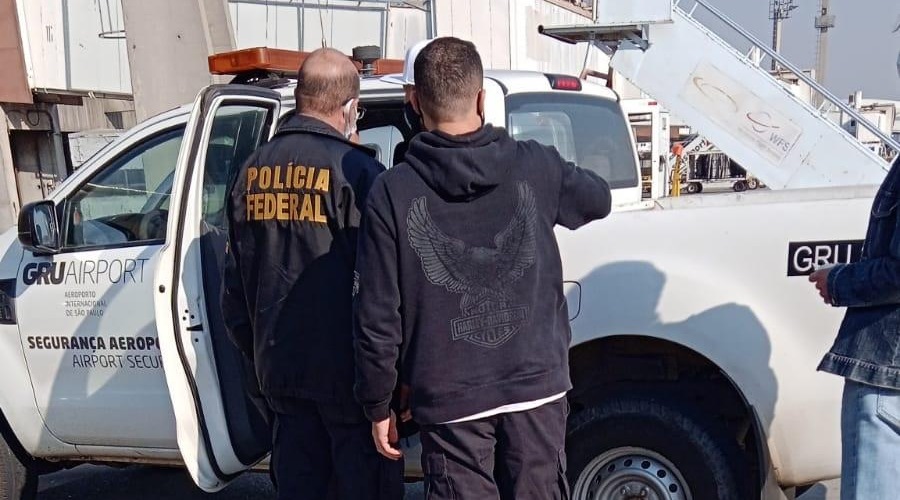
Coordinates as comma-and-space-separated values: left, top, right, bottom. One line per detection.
540, 0, 900, 189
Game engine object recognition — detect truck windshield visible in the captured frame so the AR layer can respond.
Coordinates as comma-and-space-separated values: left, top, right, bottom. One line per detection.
506, 92, 639, 189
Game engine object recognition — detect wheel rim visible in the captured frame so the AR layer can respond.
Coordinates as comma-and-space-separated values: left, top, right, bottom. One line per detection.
572, 447, 691, 500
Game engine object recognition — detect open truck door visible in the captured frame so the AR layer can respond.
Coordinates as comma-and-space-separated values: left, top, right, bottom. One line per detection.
155, 85, 281, 491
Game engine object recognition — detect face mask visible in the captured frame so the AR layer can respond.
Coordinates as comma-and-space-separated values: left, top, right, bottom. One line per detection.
477, 90, 486, 126
404, 101, 425, 135
342, 99, 358, 140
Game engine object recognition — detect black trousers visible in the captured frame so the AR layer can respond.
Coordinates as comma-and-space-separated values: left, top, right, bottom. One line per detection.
419, 398, 569, 500
271, 400, 404, 500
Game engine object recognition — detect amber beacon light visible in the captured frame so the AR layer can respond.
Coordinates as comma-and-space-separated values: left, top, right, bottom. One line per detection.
208, 47, 404, 77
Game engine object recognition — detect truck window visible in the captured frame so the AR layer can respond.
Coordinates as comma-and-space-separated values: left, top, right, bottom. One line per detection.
61, 127, 185, 248
200, 105, 270, 230
358, 102, 407, 167
506, 93, 639, 190
359, 125, 403, 166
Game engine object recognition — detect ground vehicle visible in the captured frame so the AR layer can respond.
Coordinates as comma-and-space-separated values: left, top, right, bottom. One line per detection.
0, 45, 876, 500
673, 134, 763, 194
622, 99, 671, 200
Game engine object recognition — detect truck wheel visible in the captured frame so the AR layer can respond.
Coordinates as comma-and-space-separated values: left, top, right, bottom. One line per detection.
685, 183, 701, 194
0, 433, 37, 500
733, 181, 748, 192
746, 178, 759, 190
567, 393, 752, 500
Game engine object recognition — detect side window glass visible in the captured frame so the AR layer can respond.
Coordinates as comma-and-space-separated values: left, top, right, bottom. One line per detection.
506, 93, 640, 189
508, 111, 577, 161
359, 125, 403, 167
62, 128, 184, 248
201, 105, 271, 230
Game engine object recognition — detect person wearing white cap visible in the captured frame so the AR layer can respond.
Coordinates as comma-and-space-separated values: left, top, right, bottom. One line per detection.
382, 38, 434, 96
809, 15, 900, 500
382, 39, 434, 164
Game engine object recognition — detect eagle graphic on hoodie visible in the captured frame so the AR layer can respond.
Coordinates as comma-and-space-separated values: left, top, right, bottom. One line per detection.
407, 182, 537, 348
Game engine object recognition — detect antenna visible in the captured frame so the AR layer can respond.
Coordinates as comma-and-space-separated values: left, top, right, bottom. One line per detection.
814, 0, 835, 87
769, 0, 798, 71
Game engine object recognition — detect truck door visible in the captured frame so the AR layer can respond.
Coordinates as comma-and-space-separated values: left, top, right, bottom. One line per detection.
15, 122, 185, 449
155, 85, 281, 491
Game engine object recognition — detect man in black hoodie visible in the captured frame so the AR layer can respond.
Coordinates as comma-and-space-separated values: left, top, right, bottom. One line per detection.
354, 38, 612, 499
223, 48, 402, 500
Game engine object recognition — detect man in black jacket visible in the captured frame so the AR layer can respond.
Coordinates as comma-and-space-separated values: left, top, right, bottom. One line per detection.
223, 48, 402, 500
354, 38, 612, 499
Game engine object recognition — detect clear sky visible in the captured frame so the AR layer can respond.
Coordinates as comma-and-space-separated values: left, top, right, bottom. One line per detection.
697, 0, 900, 101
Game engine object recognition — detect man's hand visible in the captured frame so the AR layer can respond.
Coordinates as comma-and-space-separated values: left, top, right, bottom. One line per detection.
372, 411, 402, 460
398, 384, 412, 423
809, 267, 834, 305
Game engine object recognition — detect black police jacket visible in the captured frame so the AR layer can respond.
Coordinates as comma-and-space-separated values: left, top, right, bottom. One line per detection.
223, 114, 384, 408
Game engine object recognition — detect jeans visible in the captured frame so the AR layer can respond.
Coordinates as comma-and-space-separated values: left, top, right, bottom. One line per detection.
841, 379, 900, 500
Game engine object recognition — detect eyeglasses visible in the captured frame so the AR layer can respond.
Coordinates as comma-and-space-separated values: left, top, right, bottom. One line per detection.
344, 98, 366, 122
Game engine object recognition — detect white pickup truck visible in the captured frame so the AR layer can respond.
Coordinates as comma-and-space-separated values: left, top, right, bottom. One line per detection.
0, 50, 870, 500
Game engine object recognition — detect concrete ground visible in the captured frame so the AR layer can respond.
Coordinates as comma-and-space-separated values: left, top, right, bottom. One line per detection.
37, 465, 837, 499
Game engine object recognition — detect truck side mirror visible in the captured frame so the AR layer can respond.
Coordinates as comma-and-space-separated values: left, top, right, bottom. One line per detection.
18, 201, 60, 255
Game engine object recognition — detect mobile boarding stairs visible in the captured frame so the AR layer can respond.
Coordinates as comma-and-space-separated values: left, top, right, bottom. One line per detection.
540, 0, 900, 190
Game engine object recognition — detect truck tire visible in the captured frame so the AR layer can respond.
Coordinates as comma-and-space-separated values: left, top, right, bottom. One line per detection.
733, 181, 748, 192
746, 178, 759, 190
0, 433, 36, 500
685, 182, 701, 194
566, 393, 752, 500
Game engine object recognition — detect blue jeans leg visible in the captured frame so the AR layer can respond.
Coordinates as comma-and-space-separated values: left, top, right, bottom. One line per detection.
841, 379, 900, 500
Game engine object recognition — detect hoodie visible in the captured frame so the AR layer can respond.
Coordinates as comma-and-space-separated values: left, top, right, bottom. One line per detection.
353, 125, 611, 424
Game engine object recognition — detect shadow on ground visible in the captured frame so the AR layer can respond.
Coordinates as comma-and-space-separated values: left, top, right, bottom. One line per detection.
38, 465, 427, 499
38, 466, 276, 500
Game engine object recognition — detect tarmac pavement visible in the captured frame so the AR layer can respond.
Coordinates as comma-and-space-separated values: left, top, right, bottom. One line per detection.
37, 464, 838, 499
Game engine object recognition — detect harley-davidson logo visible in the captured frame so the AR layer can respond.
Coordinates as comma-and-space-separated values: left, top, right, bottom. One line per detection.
451, 299, 528, 348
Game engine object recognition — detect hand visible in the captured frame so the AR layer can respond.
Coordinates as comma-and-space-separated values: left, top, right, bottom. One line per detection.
372, 411, 402, 460
808, 267, 834, 305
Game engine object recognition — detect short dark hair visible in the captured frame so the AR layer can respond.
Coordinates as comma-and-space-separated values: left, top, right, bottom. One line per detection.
295, 48, 360, 115
413, 37, 483, 122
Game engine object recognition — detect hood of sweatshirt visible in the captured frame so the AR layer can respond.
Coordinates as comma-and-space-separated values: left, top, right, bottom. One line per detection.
403, 125, 517, 200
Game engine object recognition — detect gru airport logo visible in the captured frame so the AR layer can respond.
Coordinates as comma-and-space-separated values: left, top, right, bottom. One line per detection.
22, 259, 149, 286
787, 240, 863, 276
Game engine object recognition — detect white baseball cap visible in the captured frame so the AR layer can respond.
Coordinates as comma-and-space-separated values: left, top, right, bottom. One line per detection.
381, 39, 434, 86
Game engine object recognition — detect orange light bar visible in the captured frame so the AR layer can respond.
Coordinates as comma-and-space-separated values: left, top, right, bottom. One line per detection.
371, 58, 404, 75
209, 47, 307, 75
208, 47, 404, 77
